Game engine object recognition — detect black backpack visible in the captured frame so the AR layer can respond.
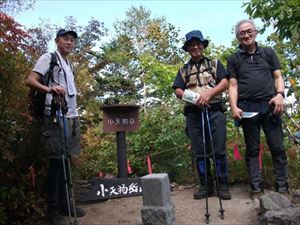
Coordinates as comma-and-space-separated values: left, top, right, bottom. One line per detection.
28, 53, 58, 118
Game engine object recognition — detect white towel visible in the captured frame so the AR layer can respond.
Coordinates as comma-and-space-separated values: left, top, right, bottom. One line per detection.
55, 50, 77, 96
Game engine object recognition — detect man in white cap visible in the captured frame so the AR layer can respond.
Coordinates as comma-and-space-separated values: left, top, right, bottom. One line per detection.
26, 29, 85, 225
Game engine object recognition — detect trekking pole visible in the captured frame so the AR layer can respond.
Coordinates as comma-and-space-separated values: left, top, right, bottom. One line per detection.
204, 108, 225, 219
282, 120, 300, 151
56, 95, 78, 225
284, 110, 300, 131
63, 115, 78, 225
201, 110, 210, 224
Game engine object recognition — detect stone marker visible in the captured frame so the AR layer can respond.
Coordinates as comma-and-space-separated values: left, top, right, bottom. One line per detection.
141, 173, 176, 225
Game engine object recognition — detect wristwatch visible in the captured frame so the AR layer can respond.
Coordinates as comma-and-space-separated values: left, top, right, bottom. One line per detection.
276, 91, 285, 98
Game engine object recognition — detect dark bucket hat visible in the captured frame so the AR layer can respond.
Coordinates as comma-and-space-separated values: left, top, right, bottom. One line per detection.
56, 29, 78, 39
182, 30, 209, 51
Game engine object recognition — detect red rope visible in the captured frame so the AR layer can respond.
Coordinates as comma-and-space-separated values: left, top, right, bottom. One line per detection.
127, 160, 132, 174
146, 155, 152, 174
233, 143, 242, 160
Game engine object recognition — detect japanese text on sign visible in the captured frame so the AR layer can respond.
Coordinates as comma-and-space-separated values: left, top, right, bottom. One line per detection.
107, 117, 136, 127
96, 182, 142, 198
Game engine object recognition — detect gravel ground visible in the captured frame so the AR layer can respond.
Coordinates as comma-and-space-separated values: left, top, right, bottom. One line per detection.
75, 184, 261, 225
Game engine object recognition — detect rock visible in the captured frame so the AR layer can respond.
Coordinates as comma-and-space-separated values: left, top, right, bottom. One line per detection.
292, 189, 300, 205
178, 185, 185, 191
259, 191, 292, 214
141, 203, 176, 225
259, 191, 300, 225
264, 207, 300, 225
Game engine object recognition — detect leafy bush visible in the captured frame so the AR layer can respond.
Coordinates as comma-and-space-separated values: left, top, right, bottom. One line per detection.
127, 105, 192, 182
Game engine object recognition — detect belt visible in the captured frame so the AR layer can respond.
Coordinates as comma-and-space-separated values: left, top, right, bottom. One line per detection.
238, 97, 272, 102
184, 102, 225, 115
66, 117, 78, 120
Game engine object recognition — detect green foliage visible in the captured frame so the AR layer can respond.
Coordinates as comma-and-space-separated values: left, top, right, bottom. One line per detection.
287, 151, 300, 188
26, 23, 56, 57
226, 119, 248, 184
1, 3, 300, 225
76, 102, 193, 183
98, 6, 182, 110
0, 12, 109, 225
244, 0, 300, 100
244, 0, 300, 42
114, 6, 182, 63
0, 0, 35, 15
140, 53, 180, 100
76, 125, 118, 178
75, 5, 192, 181
127, 104, 191, 182
0, 13, 49, 224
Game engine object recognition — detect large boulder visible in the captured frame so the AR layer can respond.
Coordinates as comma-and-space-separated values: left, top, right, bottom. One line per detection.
259, 191, 300, 225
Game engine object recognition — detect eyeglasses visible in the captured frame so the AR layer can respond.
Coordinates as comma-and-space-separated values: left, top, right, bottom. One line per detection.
187, 40, 204, 49
238, 29, 256, 37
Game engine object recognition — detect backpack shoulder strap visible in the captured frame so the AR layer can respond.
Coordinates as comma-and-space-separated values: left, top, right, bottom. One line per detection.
45, 52, 58, 85
50, 52, 58, 66
203, 57, 217, 80
259, 47, 270, 65
203, 57, 210, 68
211, 58, 218, 80
180, 62, 191, 84
211, 58, 217, 69
232, 51, 242, 73
185, 63, 191, 78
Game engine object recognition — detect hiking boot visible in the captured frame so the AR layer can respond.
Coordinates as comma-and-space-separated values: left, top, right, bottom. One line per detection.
219, 185, 231, 200
193, 186, 214, 199
59, 205, 86, 217
275, 184, 289, 194
48, 210, 66, 225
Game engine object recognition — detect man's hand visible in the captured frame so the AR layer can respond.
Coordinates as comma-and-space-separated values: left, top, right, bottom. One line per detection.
269, 94, 284, 115
26, 72, 66, 96
195, 90, 212, 106
231, 106, 243, 120
48, 85, 66, 96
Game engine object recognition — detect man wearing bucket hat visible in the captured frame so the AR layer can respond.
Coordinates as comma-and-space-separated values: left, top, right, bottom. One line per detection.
172, 30, 231, 200
26, 29, 85, 225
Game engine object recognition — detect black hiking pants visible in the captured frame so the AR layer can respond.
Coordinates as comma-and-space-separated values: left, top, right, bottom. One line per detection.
238, 100, 288, 193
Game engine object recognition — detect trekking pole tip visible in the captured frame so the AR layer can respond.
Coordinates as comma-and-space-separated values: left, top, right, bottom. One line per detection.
219, 209, 225, 219
205, 212, 210, 224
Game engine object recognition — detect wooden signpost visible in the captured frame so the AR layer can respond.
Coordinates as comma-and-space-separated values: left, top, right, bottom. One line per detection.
78, 104, 141, 202
102, 104, 140, 178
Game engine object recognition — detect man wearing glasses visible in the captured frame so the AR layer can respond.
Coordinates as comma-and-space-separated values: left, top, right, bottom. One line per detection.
227, 19, 288, 199
173, 30, 231, 200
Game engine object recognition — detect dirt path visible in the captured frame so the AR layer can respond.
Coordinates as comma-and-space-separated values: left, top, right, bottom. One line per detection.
76, 184, 260, 225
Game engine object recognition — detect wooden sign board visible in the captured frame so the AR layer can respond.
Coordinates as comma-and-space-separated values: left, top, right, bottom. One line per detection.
78, 177, 142, 202
101, 104, 140, 132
